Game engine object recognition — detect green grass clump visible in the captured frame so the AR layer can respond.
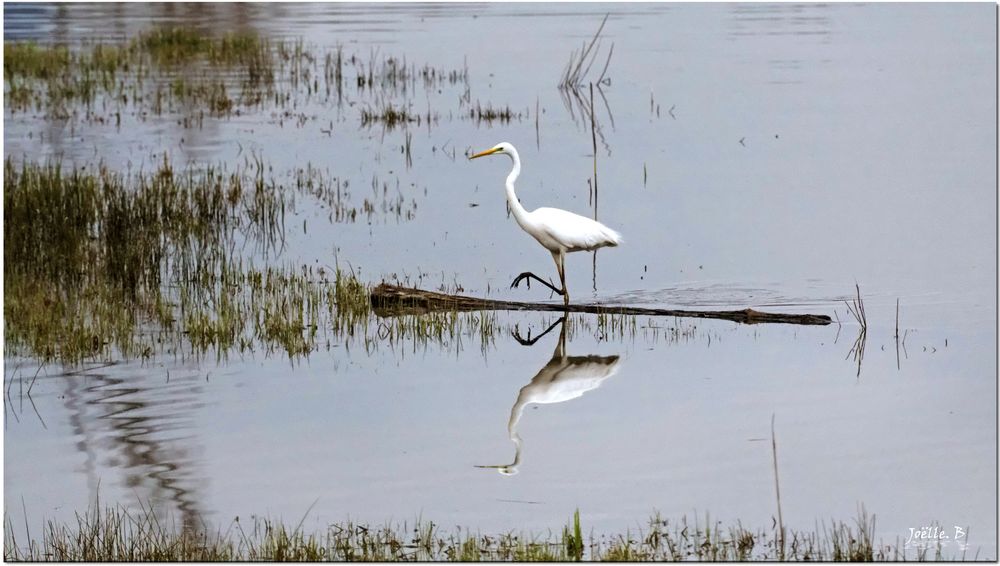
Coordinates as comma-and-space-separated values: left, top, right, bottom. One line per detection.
3, 157, 303, 363
133, 27, 211, 64
3, 505, 965, 561
4, 28, 279, 117
132, 27, 270, 66
3, 41, 71, 79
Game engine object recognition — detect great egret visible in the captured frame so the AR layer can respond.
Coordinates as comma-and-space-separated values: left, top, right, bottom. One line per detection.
469, 142, 622, 305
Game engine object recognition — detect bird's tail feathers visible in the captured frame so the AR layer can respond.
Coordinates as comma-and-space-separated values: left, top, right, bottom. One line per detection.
605, 227, 623, 246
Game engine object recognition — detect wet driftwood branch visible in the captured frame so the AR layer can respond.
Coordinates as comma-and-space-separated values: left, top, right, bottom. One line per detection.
370, 284, 832, 326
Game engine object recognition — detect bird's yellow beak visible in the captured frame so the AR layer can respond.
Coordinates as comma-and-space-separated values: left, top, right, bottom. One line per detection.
469, 147, 501, 160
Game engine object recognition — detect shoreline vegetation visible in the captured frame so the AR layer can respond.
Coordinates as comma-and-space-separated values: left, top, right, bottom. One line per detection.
2, 27, 523, 130
2, 506, 969, 561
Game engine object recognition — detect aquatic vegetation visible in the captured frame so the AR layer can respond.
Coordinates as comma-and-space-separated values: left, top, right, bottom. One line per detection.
558, 14, 613, 90
292, 166, 418, 223
0, 158, 502, 362
374, 309, 500, 357
4, 27, 469, 127
352, 53, 469, 94
136, 27, 269, 67
3, 157, 287, 363
359, 100, 425, 130
468, 101, 521, 125
3, 155, 704, 364
3, 30, 279, 118
2, 504, 961, 561
3, 41, 72, 79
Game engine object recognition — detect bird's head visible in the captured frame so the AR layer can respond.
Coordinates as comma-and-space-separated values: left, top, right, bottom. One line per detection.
469, 142, 516, 160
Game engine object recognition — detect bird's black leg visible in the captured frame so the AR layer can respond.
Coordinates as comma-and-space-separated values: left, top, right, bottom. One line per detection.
557, 255, 569, 306
512, 316, 567, 346
510, 272, 565, 296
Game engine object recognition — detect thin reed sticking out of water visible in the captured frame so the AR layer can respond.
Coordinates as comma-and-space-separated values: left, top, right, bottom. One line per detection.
559, 13, 613, 90
772, 414, 785, 560
844, 283, 867, 377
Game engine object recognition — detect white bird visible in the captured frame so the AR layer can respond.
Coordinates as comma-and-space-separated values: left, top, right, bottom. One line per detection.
476, 317, 621, 475
469, 142, 621, 305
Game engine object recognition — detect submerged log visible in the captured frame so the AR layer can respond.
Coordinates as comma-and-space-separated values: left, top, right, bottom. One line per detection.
370, 284, 832, 326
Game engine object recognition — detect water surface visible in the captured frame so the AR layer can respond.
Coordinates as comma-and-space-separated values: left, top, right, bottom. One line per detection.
4, 2, 996, 558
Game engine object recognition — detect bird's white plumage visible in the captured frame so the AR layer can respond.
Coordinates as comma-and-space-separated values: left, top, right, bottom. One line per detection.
527, 207, 622, 253
469, 141, 622, 304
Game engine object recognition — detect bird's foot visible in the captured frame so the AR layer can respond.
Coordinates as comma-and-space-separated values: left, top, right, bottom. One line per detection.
512, 317, 566, 346
510, 272, 564, 296
511, 326, 535, 345
510, 272, 532, 289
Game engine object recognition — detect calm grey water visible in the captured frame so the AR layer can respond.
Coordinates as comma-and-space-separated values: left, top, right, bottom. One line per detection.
4, 2, 996, 558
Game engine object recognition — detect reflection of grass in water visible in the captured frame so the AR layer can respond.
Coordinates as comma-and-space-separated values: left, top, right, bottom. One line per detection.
2, 505, 940, 561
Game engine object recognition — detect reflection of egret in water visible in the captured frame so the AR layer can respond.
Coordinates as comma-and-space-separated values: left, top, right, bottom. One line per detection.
477, 317, 621, 475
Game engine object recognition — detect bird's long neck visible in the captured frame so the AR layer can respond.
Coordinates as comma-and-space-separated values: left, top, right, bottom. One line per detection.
508, 388, 528, 439
504, 150, 529, 226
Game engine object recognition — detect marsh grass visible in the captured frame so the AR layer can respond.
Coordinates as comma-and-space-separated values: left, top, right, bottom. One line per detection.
3, 41, 72, 79
3, 28, 283, 119
352, 53, 468, 94
136, 27, 269, 68
2, 157, 342, 363
5, 28, 468, 125
0, 158, 518, 362
292, 166, 418, 224
559, 14, 613, 90
2, 504, 947, 562
360, 100, 422, 129
469, 101, 520, 125
844, 283, 867, 377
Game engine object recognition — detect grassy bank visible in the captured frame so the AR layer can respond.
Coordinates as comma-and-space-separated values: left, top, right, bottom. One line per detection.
3, 506, 964, 562
3, 157, 359, 363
